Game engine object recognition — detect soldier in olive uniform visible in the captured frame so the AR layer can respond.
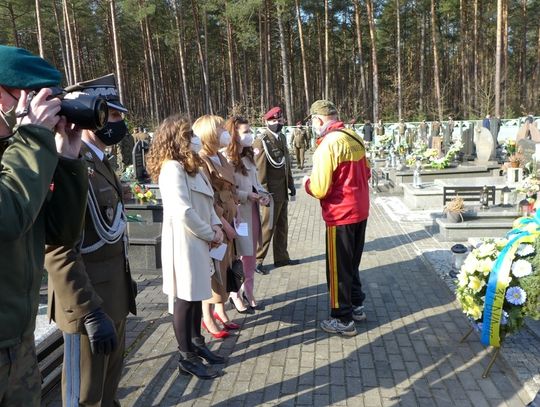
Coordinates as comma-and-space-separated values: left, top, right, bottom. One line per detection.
253, 107, 299, 274
0, 45, 87, 407
397, 119, 407, 145
430, 120, 441, 148
418, 120, 428, 143
290, 121, 310, 169
45, 74, 137, 407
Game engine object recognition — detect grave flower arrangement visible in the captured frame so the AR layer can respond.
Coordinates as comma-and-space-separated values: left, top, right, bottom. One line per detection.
428, 140, 463, 169
455, 215, 540, 347
516, 175, 540, 205
130, 182, 157, 204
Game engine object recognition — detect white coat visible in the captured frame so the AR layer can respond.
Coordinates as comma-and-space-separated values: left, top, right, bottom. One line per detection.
228, 156, 269, 256
159, 160, 221, 312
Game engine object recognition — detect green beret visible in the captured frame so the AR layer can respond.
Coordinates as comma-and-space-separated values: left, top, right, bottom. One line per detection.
310, 99, 338, 116
0, 45, 61, 89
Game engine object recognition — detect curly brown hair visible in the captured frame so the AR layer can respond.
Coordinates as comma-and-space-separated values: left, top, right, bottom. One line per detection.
146, 114, 202, 182
225, 115, 254, 176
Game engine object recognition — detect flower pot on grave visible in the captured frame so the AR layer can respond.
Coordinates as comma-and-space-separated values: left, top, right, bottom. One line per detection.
446, 212, 463, 223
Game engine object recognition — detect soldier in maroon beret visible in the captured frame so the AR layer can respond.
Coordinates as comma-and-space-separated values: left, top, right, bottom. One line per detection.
252, 107, 299, 274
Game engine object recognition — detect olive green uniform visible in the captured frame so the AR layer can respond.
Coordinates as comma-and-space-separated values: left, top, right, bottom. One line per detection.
0, 125, 87, 407
253, 129, 294, 265
45, 143, 137, 407
290, 127, 310, 169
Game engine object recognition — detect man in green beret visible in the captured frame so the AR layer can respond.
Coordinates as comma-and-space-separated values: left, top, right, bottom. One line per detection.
303, 99, 371, 337
0, 45, 88, 406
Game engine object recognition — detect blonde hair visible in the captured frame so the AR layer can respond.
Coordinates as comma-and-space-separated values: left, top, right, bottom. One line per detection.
146, 114, 202, 181
192, 115, 224, 155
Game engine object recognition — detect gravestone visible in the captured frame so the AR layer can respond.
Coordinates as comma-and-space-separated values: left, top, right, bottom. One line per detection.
133, 140, 150, 182
516, 122, 540, 142
432, 136, 443, 156
462, 122, 475, 160
474, 127, 495, 162
517, 138, 535, 164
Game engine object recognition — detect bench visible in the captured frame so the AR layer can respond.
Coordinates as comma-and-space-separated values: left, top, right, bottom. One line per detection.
443, 186, 496, 206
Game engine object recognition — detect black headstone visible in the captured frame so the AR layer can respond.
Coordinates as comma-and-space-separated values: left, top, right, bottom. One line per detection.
132, 140, 150, 182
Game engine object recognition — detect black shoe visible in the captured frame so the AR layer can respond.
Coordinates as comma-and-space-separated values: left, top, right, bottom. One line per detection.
274, 259, 300, 268
178, 352, 220, 379
255, 263, 269, 275
241, 292, 265, 311
192, 343, 227, 365
228, 298, 255, 314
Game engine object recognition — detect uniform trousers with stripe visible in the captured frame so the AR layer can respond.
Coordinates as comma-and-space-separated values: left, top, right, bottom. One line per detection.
325, 220, 367, 323
62, 319, 126, 407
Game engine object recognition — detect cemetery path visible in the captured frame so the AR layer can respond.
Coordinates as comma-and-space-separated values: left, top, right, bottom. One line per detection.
43, 164, 533, 407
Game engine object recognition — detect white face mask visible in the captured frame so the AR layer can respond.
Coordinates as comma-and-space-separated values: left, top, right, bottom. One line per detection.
239, 132, 254, 147
311, 116, 324, 137
219, 131, 232, 147
190, 135, 202, 153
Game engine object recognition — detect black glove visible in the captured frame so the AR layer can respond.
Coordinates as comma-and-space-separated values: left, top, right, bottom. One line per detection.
289, 186, 296, 197
83, 308, 118, 355
131, 278, 138, 298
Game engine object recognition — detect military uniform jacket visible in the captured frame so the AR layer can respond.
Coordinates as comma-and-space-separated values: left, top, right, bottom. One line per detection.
253, 129, 294, 202
291, 128, 310, 149
45, 143, 137, 334
0, 125, 88, 348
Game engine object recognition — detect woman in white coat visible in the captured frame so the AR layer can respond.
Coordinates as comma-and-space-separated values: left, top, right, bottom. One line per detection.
146, 115, 225, 379
224, 116, 270, 310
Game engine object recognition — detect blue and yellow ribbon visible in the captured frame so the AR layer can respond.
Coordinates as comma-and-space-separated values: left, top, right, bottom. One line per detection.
480, 210, 540, 347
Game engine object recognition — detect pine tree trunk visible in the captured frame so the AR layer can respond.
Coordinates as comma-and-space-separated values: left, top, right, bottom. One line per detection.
396, 0, 402, 120
324, 0, 329, 100
109, 0, 124, 104
494, 0, 502, 117
473, 0, 479, 112
265, 0, 274, 106
353, 0, 368, 116
258, 11, 266, 113
226, 19, 237, 107
62, 0, 78, 82
7, 4, 20, 48
173, 0, 191, 120
35, 0, 44, 57
277, 6, 293, 125
52, 0, 70, 83
419, 13, 425, 114
191, 0, 213, 114
365, 0, 379, 122
460, 0, 468, 116
430, 0, 443, 121
294, 0, 310, 113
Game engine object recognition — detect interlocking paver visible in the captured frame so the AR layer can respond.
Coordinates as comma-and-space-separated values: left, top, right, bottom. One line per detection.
42, 162, 536, 406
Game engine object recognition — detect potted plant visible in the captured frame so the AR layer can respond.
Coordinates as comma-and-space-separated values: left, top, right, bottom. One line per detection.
444, 195, 465, 223
507, 152, 524, 168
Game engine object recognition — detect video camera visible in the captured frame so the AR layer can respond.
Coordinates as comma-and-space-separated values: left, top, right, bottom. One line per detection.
47, 87, 109, 130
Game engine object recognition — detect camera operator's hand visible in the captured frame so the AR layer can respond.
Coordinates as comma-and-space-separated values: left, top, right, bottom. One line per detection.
54, 116, 82, 159
83, 308, 118, 355
18, 89, 61, 131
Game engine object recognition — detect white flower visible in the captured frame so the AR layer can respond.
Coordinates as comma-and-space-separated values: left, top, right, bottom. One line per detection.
457, 271, 469, 287
476, 243, 497, 258
462, 256, 480, 275
511, 259, 533, 278
516, 244, 535, 257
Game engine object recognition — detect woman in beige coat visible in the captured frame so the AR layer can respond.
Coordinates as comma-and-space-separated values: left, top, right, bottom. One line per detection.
146, 115, 225, 379
224, 116, 270, 310
193, 115, 245, 336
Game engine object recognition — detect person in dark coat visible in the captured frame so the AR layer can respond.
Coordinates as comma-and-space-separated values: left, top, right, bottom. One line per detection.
362, 120, 373, 143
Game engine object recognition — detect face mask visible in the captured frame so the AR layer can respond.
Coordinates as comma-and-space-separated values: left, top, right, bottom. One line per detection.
95, 120, 128, 146
219, 131, 232, 147
190, 135, 202, 153
239, 132, 254, 147
0, 106, 17, 134
311, 117, 323, 137
268, 123, 283, 133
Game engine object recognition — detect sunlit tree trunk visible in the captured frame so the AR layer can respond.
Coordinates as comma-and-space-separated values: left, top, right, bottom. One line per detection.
366, 0, 379, 121
430, 0, 443, 120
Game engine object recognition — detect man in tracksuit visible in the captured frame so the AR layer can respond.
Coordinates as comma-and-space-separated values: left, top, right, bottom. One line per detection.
303, 100, 371, 336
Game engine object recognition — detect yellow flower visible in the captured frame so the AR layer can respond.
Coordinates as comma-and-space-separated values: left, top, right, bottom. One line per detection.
469, 304, 482, 320
137, 192, 144, 199
144, 190, 153, 198
477, 259, 494, 276
468, 276, 486, 293
462, 256, 480, 275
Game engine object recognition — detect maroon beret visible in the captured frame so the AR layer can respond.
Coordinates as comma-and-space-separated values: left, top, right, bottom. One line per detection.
264, 106, 283, 120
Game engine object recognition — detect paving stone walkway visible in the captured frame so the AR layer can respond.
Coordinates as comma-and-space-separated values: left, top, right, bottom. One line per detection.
43, 165, 534, 406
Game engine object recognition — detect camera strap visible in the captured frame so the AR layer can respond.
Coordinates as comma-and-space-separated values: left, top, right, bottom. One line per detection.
15, 91, 36, 119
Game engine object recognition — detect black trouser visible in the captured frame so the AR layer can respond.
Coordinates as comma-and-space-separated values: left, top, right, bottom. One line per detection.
173, 299, 203, 353
325, 220, 367, 323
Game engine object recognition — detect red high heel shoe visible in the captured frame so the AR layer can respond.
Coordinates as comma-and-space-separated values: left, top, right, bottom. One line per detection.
213, 312, 240, 330
201, 321, 230, 339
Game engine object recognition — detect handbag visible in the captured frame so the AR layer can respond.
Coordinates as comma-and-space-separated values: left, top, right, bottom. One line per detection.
226, 242, 244, 292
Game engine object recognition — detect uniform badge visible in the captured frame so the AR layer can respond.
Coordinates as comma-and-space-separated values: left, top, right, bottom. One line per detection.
87, 167, 95, 177
85, 151, 93, 160
106, 207, 114, 222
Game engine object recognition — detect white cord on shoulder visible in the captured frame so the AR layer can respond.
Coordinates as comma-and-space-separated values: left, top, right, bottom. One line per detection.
261, 136, 285, 169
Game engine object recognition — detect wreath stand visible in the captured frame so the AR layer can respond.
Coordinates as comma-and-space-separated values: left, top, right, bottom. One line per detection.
460, 327, 501, 378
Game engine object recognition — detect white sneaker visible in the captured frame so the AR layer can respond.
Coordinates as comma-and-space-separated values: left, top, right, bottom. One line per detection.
352, 305, 367, 322
320, 318, 357, 336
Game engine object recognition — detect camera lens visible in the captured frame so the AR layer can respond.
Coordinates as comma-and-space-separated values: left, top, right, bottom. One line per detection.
59, 92, 109, 130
